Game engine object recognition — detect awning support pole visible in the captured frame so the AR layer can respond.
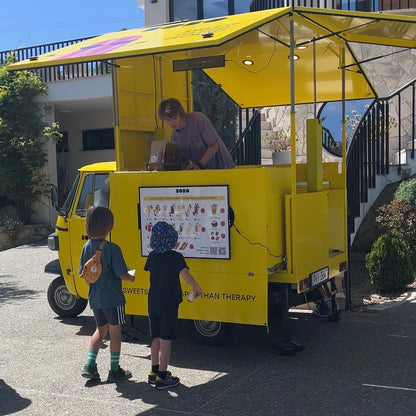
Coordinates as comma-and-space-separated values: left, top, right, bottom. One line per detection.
111, 62, 122, 171
290, 18, 296, 197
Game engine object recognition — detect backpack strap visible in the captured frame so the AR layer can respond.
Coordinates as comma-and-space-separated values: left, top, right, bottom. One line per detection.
97, 240, 106, 252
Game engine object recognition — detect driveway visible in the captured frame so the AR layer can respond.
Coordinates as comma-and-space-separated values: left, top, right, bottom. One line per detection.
1, 240, 416, 415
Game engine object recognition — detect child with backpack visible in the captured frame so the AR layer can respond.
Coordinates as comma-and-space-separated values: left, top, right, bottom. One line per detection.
79, 206, 135, 383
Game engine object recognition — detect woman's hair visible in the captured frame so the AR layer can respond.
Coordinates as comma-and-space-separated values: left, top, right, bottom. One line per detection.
158, 98, 186, 119
85, 206, 114, 238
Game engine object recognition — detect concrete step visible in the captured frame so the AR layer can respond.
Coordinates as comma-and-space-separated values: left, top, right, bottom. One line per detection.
351, 155, 416, 244
393, 147, 416, 165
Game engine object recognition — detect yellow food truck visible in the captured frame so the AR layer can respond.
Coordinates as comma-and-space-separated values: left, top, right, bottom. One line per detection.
10, 7, 416, 352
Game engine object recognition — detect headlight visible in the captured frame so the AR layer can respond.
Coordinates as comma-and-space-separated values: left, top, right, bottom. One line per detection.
47, 233, 59, 251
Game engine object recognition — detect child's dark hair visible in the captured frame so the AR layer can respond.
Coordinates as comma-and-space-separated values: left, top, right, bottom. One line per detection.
158, 98, 186, 119
85, 206, 114, 238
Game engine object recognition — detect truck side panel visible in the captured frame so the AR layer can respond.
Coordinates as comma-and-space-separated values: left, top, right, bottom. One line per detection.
110, 166, 292, 327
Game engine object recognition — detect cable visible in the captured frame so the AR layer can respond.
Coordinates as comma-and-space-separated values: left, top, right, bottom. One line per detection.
232, 223, 282, 259
225, 39, 277, 74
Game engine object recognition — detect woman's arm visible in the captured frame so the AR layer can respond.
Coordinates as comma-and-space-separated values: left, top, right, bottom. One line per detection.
187, 142, 218, 169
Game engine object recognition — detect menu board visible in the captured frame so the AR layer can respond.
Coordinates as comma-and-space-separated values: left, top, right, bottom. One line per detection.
139, 185, 230, 259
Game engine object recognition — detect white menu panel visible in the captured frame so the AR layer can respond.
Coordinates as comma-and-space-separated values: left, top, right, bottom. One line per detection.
140, 185, 230, 259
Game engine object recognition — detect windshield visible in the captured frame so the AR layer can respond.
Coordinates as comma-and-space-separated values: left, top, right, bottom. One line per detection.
75, 173, 110, 217
59, 173, 79, 216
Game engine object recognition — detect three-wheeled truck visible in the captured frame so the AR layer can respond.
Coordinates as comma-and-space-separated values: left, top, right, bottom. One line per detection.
10, 7, 416, 350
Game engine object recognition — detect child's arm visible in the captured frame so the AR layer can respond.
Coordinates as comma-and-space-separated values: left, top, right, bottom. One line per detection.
179, 267, 202, 298
120, 272, 135, 283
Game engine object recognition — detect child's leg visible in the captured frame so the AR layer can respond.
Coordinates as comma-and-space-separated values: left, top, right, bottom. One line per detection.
82, 323, 108, 379
150, 337, 161, 367
151, 307, 179, 389
147, 338, 161, 384
108, 324, 122, 372
88, 309, 110, 362
108, 324, 122, 352
104, 306, 132, 382
155, 338, 179, 389
159, 338, 172, 372
86, 324, 108, 366
90, 324, 109, 351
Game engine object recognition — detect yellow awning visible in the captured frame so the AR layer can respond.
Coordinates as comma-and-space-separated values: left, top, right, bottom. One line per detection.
8, 7, 416, 107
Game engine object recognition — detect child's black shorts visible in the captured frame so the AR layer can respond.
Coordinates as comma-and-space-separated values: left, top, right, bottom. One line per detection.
148, 304, 179, 340
93, 304, 126, 326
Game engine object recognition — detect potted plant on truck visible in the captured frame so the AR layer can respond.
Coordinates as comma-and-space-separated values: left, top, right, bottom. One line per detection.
263, 127, 294, 164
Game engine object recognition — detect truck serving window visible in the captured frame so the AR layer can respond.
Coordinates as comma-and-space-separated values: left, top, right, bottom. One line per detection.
75, 173, 110, 217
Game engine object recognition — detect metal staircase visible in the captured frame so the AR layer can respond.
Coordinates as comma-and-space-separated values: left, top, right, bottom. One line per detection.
346, 80, 416, 243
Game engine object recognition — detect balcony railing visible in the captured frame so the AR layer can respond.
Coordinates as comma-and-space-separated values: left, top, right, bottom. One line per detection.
0, 36, 111, 82
250, 0, 416, 12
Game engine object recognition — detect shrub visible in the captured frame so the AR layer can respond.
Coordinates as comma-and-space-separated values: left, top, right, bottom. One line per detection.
192, 69, 238, 151
376, 198, 416, 263
365, 230, 414, 294
0, 55, 61, 223
0, 215, 22, 241
394, 177, 416, 210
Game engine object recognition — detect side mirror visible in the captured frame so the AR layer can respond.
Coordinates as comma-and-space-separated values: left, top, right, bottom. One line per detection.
50, 185, 59, 210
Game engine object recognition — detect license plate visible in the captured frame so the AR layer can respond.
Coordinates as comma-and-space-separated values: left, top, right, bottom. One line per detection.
310, 267, 329, 287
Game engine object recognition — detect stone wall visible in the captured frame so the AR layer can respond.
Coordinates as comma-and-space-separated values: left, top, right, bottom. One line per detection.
0, 224, 53, 251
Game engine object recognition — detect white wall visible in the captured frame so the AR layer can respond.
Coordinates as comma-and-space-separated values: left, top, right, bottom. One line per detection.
144, 0, 169, 26
57, 110, 115, 190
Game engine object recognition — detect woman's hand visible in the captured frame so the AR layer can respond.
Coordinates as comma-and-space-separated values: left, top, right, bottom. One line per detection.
186, 162, 201, 170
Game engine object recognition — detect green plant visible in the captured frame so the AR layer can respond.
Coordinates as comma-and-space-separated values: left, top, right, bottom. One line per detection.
376, 180, 416, 266
192, 69, 238, 151
262, 128, 294, 152
43, 122, 63, 143
0, 215, 22, 241
345, 108, 397, 144
394, 177, 416, 210
365, 230, 414, 294
0, 55, 61, 223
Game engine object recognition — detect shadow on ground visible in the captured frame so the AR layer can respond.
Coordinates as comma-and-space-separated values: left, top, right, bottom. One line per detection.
0, 277, 39, 305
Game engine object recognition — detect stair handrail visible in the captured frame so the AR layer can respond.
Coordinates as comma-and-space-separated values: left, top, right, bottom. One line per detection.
230, 108, 261, 165
322, 126, 342, 157
346, 77, 416, 230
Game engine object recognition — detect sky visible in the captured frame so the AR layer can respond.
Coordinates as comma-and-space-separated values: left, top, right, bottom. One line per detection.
0, 0, 145, 52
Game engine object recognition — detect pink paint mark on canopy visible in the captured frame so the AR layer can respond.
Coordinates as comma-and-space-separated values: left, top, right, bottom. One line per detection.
54, 35, 142, 60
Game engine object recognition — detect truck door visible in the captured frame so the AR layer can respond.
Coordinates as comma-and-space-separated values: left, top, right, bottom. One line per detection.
69, 172, 110, 297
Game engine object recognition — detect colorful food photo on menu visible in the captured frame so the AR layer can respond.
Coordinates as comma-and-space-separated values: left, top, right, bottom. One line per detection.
139, 185, 230, 259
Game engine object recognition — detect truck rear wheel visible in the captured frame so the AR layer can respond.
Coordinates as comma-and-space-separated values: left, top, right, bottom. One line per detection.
190, 320, 228, 346
47, 276, 88, 318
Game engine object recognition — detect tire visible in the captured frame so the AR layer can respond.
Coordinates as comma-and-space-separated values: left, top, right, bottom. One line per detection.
190, 320, 229, 346
47, 276, 88, 318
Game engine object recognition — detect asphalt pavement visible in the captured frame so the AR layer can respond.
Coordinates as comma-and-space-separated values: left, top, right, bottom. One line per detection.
1, 239, 416, 416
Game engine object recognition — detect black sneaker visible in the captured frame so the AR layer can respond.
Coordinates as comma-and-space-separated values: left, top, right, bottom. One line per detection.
106, 366, 132, 383
148, 370, 171, 385
155, 374, 180, 390
82, 364, 100, 380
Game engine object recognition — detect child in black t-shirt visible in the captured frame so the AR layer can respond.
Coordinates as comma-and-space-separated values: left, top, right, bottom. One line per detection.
144, 221, 202, 390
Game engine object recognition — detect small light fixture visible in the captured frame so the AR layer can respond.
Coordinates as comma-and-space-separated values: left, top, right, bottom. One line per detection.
296, 45, 307, 50
242, 59, 254, 66
288, 54, 300, 61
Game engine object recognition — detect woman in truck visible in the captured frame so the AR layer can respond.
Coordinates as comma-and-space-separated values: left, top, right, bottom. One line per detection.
158, 97, 235, 170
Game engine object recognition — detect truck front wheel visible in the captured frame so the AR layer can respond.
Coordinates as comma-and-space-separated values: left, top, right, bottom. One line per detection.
47, 276, 88, 318
190, 320, 228, 346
